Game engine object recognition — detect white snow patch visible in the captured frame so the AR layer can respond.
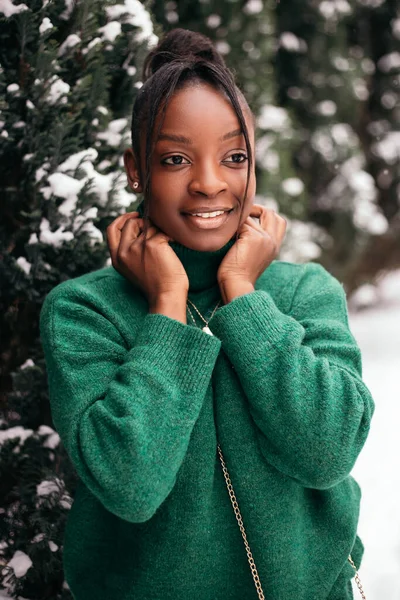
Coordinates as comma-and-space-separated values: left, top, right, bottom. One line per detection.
378, 52, 400, 73
0, 426, 33, 446
317, 100, 337, 116
348, 269, 400, 599
48, 541, 58, 552
279, 32, 307, 53
206, 14, 221, 28
372, 132, 400, 164
6, 550, 32, 578
20, 358, 34, 369
393, 19, 400, 39
58, 33, 81, 55
99, 21, 121, 43
37, 479, 61, 497
282, 178, 304, 196
105, 0, 157, 44
97, 118, 129, 147
39, 17, 53, 34
215, 41, 231, 55
46, 76, 70, 105
0, 0, 28, 17
39, 218, 74, 247
16, 256, 31, 275
258, 105, 291, 132
7, 83, 19, 93
243, 0, 263, 14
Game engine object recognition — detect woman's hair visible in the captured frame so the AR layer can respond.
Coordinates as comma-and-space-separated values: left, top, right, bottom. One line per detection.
130, 28, 254, 248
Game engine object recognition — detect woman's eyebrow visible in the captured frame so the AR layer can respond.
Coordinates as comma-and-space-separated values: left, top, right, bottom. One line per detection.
156, 129, 243, 145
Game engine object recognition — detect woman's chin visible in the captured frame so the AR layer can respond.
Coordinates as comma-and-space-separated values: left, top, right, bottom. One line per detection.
172, 234, 233, 253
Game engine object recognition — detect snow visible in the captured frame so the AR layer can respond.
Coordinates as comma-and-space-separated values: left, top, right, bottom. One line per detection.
97, 117, 129, 147
372, 132, 400, 164
317, 100, 337, 116
105, 0, 157, 44
348, 269, 400, 599
279, 32, 307, 53
0, 0, 28, 17
281, 177, 304, 196
257, 105, 291, 132
393, 19, 400, 40
6, 83, 19, 93
243, 0, 263, 15
16, 256, 31, 275
0, 427, 33, 446
45, 76, 70, 105
38, 218, 74, 247
99, 21, 122, 43
58, 33, 81, 55
319, 1, 352, 19
39, 17, 53, 34
206, 14, 221, 29
20, 359, 34, 369
215, 41, 231, 55
378, 52, 400, 73
5, 551, 32, 578
36, 479, 61, 497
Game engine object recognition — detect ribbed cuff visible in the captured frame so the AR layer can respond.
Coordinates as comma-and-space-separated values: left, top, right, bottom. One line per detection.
131, 313, 222, 394
208, 290, 292, 357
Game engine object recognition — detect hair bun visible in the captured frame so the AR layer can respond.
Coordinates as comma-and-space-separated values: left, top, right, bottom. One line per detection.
142, 28, 226, 81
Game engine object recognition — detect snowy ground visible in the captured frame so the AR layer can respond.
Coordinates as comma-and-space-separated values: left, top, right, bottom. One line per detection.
1, 270, 399, 600
348, 269, 400, 599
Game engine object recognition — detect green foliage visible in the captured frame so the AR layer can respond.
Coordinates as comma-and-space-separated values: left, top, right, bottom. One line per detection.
0, 0, 156, 596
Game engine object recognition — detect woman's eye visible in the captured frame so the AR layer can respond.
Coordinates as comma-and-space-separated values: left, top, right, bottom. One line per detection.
162, 155, 190, 165
225, 153, 248, 164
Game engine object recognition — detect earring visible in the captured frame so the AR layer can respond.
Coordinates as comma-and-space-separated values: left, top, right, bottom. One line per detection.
133, 182, 139, 189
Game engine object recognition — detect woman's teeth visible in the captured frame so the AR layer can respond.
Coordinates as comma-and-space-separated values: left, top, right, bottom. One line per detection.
189, 211, 225, 218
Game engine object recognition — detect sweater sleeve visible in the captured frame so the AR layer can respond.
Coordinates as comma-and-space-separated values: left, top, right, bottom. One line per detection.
40, 283, 221, 523
208, 262, 374, 490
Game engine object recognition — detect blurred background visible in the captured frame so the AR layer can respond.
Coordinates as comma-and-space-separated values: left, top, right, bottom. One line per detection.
0, 0, 399, 597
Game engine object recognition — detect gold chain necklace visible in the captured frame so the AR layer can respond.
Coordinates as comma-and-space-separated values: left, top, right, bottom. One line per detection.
186, 297, 221, 335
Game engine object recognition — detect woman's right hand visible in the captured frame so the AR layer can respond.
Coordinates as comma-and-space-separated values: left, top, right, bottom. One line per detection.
106, 212, 189, 307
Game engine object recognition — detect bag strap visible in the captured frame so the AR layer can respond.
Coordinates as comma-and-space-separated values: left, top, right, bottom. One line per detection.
216, 444, 366, 599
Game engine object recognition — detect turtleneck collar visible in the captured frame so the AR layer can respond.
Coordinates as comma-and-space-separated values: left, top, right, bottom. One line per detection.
136, 200, 234, 293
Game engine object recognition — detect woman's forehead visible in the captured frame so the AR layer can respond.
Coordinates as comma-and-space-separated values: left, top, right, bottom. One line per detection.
155, 83, 254, 138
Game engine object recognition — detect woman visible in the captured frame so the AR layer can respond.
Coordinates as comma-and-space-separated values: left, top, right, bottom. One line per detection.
40, 28, 374, 599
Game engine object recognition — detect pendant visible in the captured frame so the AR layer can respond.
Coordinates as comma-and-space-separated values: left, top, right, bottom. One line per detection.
202, 326, 213, 336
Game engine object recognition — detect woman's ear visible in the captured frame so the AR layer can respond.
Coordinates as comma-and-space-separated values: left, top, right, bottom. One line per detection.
124, 148, 143, 193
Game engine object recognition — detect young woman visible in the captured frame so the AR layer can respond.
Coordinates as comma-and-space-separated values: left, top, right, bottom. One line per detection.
40, 28, 374, 600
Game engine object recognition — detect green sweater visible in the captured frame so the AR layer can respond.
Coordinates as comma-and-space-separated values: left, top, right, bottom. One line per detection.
40, 233, 374, 600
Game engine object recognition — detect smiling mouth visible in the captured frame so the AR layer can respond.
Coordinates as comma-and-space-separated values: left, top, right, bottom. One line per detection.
182, 209, 233, 230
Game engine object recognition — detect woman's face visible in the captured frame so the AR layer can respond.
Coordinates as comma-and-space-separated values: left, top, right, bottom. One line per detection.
125, 82, 256, 252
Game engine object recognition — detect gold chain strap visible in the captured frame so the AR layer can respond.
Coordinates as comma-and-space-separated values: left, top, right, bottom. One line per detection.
217, 444, 366, 599
217, 444, 266, 600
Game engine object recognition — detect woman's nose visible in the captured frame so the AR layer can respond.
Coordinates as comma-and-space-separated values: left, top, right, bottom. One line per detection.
188, 162, 228, 198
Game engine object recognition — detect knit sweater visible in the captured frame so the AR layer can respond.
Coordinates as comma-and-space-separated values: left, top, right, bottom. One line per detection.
40, 231, 374, 600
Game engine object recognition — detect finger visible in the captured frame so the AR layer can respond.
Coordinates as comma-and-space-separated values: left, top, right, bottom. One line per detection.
119, 217, 146, 253
107, 212, 140, 256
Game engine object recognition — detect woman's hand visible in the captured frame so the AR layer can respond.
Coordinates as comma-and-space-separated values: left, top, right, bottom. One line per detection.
107, 212, 189, 307
217, 204, 287, 303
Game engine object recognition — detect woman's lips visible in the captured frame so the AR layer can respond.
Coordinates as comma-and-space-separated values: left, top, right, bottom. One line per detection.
182, 210, 232, 230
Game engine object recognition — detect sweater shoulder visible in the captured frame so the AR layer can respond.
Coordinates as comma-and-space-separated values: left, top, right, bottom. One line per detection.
42, 266, 141, 307
256, 260, 343, 313
40, 267, 146, 351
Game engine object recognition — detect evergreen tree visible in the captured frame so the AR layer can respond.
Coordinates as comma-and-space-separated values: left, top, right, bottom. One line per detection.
0, 0, 156, 596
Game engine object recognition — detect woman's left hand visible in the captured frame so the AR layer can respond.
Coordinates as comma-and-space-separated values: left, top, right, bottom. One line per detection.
217, 204, 287, 301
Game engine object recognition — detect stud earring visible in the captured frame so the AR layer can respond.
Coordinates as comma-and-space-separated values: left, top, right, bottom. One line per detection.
133, 182, 139, 189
